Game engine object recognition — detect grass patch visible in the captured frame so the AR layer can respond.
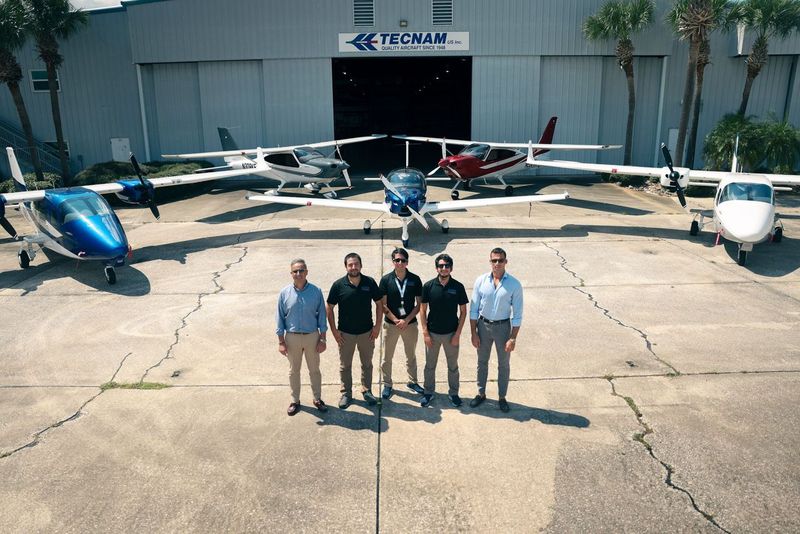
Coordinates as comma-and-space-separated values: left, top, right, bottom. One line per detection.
100, 381, 171, 391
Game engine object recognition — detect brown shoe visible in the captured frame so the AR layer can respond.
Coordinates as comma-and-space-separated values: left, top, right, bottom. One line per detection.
287, 402, 300, 416
313, 399, 328, 413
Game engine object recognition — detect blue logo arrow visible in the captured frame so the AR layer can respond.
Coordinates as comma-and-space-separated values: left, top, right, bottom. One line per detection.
347, 33, 378, 51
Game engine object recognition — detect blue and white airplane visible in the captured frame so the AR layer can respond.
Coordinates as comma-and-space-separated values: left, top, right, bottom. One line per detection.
0, 147, 245, 284
245, 147, 569, 247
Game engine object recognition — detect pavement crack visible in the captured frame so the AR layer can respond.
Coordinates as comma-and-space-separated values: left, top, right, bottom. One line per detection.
0, 352, 133, 460
607, 378, 730, 533
140, 246, 249, 383
543, 242, 680, 376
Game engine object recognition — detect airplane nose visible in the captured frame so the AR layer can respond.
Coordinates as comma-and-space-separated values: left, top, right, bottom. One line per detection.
718, 202, 774, 243
438, 158, 450, 168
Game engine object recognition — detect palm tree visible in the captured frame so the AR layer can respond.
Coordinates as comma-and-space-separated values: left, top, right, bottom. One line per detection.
584, 0, 655, 165
0, 0, 44, 181
667, 0, 734, 167
22, 0, 87, 184
734, 0, 800, 117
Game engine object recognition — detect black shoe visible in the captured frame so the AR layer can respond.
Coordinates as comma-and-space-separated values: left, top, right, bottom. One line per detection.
499, 398, 510, 413
338, 394, 351, 409
420, 394, 433, 407
449, 394, 462, 407
313, 399, 328, 413
287, 402, 300, 416
469, 395, 486, 408
363, 391, 378, 406
407, 382, 425, 395
381, 386, 393, 400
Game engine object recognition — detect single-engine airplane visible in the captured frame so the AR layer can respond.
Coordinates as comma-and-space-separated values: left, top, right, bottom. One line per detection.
163, 128, 386, 198
245, 147, 569, 247
394, 117, 620, 200
527, 143, 800, 266
0, 147, 245, 284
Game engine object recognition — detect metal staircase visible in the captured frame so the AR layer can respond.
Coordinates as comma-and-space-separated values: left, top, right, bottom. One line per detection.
0, 117, 63, 175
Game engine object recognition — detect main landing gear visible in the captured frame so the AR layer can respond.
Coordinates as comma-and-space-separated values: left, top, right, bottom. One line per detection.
18, 249, 30, 268
690, 220, 699, 236
363, 220, 371, 234
737, 248, 747, 266
772, 226, 783, 243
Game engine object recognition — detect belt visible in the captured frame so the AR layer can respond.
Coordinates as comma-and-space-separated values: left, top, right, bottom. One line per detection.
288, 331, 316, 335
479, 316, 509, 325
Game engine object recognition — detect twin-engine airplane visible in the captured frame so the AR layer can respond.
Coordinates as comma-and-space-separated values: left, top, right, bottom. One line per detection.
395, 117, 621, 200
0, 148, 244, 284
245, 147, 569, 247
527, 144, 800, 266
163, 128, 386, 198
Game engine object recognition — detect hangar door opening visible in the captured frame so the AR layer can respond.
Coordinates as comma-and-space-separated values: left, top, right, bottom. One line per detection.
332, 57, 471, 174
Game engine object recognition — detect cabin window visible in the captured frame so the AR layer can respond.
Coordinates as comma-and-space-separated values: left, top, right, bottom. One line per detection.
460, 144, 489, 159
265, 153, 299, 168
719, 183, 773, 204
486, 149, 518, 162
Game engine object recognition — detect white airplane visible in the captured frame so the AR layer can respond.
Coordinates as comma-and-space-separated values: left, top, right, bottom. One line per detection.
395, 117, 621, 199
245, 147, 569, 247
527, 143, 800, 266
163, 128, 386, 198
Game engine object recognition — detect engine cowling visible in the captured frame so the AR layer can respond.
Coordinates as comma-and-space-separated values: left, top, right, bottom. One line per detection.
114, 178, 155, 206
658, 166, 689, 190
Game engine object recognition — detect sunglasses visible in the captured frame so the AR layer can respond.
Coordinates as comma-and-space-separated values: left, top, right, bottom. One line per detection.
291, 269, 307, 274
436, 263, 452, 269
490, 259, 506, 264
393, 258, 408, 263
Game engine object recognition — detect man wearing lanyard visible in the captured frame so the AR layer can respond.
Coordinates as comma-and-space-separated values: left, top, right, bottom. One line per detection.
419, 253, 469, 408
469, 248, 523, 413
327, 252, 384, 409
379, 248, 425, 400
276, 259, 328, 416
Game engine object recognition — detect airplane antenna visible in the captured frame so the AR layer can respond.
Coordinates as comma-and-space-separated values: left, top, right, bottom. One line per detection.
732, 135, 740, 173
405, 141, 410, 168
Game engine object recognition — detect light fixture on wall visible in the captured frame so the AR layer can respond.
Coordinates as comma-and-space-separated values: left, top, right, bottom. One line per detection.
399, 19, 408, 27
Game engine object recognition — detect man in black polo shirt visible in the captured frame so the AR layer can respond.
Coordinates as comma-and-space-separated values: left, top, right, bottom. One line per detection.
419, 253, 469, 408
327, 252, 384, 409
379, 247, 425, 400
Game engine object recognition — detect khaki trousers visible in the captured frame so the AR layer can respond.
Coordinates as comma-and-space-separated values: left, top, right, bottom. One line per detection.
285, 333, 322, 403
423, 332, 460, 396
339, 331, 375, 396
382, 322, 419, 387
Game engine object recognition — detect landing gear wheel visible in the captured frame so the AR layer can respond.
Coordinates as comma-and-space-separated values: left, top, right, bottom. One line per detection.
18, 250, 30, 269
773, 227, 783, 243
451, 190, 460, 200
441, 219, 449, 234
104, 266, 117, 285
690, 220, 699, 236
402, 239, 409, 247
737, 249, 747, 266
504, 185, 514, 196
363, 220, 371, 235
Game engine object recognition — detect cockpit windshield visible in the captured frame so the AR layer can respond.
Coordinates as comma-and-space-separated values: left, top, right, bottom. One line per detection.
293, 147, 325, 163
388, 169, 425, 190
59, 194, 113, 224
459, 144, 490, 159
718, 182, 773, 204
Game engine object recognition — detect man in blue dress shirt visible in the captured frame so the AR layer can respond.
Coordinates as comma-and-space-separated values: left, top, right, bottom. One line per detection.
276, 258, 328, 416
468, 248, 524, 413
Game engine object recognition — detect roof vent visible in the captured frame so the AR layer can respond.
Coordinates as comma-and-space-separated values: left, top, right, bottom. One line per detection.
354, 0, 375, 26
432, 0, 453, 26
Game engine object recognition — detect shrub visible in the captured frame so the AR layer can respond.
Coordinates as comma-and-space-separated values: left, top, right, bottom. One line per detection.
73, 160, 214, 186
704, 114, 800, 174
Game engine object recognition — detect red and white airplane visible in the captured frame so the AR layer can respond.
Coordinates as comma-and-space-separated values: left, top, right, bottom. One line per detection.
395, 117, 621, 199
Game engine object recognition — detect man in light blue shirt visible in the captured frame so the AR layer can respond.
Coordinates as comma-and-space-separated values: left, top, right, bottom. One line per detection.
276, 258, 328, 416
468, 247, 523, 413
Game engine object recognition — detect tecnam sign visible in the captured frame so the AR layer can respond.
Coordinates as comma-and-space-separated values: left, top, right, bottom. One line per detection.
339, 32, 469, 53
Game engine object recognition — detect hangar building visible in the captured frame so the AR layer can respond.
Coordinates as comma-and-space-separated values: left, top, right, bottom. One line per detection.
1, 0, 799, 177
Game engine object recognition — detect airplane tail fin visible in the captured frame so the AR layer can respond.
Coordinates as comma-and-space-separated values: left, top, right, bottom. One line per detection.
6, 147, 28, 192
217, 127, 240, 151
532, 116, 558, 157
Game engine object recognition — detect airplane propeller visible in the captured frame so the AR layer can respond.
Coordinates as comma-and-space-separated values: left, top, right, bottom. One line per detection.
334, 143, 352, 187
660, 143, 687, 210
0, 202, 18, 239
129, 154, 160, 220
380, 174, 429, 230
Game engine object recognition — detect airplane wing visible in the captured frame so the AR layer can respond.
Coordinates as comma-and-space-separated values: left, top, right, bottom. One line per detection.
394, 135, 620, 151
421, 192, 569, 214
245, 193, 391, 213
527, 158, 800, 187
163, 134, 387, 159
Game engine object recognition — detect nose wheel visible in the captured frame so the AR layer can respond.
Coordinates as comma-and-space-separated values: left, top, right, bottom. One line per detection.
451, 190, 460, 200
363, 220, 371, 235
18, 249, 31, 269
773, 227, 783, 243
737, 248, 747, 266
441, 219, 449, 234
104, 266, 117, 285
504, 185, 514, 196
